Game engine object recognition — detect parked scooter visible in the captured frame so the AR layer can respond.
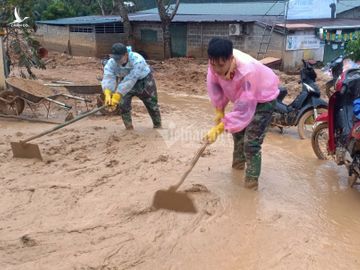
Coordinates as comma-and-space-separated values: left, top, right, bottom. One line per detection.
323, 54, 360, 98
311, 55, 360, 186
272, 59, 328, 139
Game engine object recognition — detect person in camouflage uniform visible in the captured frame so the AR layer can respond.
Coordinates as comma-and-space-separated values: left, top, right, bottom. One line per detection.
102, 43, 161, 130
232, 100, 276, 182
205, 38, 279, 189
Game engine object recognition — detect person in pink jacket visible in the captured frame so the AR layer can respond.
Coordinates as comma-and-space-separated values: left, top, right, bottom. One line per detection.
205, 37, 279, 189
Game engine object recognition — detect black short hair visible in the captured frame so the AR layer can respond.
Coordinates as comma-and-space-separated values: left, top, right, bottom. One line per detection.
207, 37, 233, 61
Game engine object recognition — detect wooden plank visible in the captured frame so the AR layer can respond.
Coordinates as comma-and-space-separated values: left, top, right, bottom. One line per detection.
260, 57, 281, 65
259, 57, 282, 69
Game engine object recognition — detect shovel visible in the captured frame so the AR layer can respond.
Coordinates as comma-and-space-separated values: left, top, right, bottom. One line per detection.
11, 105, 105, 160
152, 142, 209, 213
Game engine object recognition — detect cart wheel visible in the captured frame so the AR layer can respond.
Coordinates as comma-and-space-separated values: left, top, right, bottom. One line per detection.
96, 93, 120, 115
0, 91, 25, 115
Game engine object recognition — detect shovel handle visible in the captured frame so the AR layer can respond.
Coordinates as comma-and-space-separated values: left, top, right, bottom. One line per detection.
22, 105, 106, 143
171, 142, 209, 191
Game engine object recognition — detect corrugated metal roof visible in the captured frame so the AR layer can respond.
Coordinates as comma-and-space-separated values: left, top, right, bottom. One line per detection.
36, 0, 360, 26
129, 13, 277, 23
138, 2, 286, 16
36, 14, 278, 25
337, 0, 360, 13
137, 1, 360, 16
37, 16, 121, 25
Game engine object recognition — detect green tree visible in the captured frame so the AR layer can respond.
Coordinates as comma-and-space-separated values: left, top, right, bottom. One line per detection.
42, 0, 76, 20
346, 38, 360, 62
1, 0, 45, 78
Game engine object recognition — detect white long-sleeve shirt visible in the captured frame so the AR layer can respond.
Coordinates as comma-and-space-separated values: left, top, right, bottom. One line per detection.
101, 47, 151, 96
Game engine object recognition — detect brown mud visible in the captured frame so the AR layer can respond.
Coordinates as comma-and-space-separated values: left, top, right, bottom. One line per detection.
1, 56, 359, 270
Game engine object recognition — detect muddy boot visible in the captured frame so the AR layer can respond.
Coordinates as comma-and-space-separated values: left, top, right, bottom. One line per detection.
232, 160, 245, 170
125, 124, 134, 130
244, 177, 258, 190
121, 112, 133, 130
149, 108, 162, 129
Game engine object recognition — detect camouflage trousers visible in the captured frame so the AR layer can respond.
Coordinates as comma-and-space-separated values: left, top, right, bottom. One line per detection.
232, 100, 275, 181
119, 73, 161, 129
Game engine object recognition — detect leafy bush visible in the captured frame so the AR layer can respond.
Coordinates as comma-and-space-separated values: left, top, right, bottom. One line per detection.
345, 38, 360, 62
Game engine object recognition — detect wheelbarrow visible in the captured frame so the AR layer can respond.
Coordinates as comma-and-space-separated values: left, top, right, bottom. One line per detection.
1, 77, 91, 119
46, 82, 119, 116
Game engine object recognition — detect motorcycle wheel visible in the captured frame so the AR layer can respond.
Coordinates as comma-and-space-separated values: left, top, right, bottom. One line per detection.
298, 108, 327, 139
311, 122, 331, 160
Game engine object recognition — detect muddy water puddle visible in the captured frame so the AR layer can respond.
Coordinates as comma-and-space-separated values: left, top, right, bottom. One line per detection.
154, 92, 360, 269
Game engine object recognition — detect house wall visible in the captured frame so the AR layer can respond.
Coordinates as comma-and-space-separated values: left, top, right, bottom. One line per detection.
187, 22, 246, 58
186, 22, 284, 59
36, 24, 71, 53
36, 24, 97, 56
69, 31, 96, 56
36, 24, 128, 57
132, 21, 285, 60
34, 20, 284, 61
248, 23, 284, 58
38, 20, 326, 72
282, 30, 324, 71
95, 33, 127, 58
132, 22, 164, 59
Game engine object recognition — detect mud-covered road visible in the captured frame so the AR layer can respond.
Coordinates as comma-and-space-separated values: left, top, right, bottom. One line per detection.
1, 91, 360, 270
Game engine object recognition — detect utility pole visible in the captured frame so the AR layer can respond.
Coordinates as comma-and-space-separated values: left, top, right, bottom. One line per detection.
280, 0, 289, 71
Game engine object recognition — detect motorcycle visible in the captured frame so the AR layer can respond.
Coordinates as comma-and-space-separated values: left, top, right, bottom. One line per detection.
311, 55, 360, 186
323, 54, 360, 98
272, 59, 328, 139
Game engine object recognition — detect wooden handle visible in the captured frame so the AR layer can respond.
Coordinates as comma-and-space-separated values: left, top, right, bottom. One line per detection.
22, 106, 105, 143
170, 142, 209, 191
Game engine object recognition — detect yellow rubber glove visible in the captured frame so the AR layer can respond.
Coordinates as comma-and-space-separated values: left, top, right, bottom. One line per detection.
111, 92, 122, 107
214, 108, 225, 124
103, 89, 112, 106
205, 122, 225, 144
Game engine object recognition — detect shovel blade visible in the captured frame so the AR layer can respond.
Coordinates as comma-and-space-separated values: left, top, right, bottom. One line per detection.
11, 142, 43, 160
152, 189, 197, 213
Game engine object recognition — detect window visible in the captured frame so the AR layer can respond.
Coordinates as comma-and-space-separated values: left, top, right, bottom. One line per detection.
141, 29, 158, 42
95, 23, 124, 33
69, 25, 93, 33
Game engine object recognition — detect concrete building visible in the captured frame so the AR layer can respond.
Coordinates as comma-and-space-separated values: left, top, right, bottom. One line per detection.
36, 16, 126, 57
35, 0, 360, 70
277, 19, 360, 70
130, 1, 286, 59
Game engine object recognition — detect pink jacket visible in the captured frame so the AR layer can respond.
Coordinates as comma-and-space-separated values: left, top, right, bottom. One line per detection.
207, 49, 279, 133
